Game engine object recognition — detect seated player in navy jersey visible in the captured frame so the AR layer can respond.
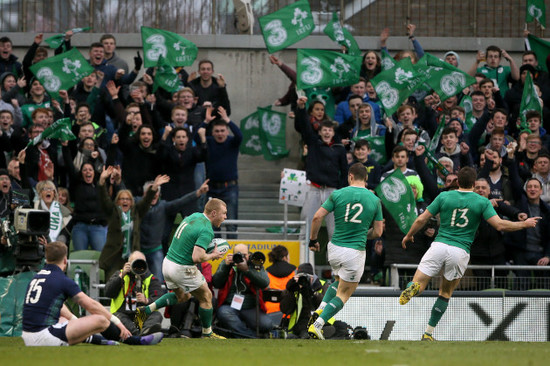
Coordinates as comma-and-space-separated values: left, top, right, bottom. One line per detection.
21, 241, 163, 346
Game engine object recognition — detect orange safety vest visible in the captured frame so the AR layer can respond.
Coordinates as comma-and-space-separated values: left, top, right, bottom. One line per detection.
265, 271, 295, 314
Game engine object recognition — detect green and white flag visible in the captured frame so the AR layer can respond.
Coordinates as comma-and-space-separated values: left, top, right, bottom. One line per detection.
259, 0, 314, 53
370, 57, 427, 116
427, 118, 446, 153
240, 107, 289, 160
380, 49, 396, 71
141, 26, 198, 68
240, 111, 263, 156
257, 106, 290, 160
360, 135, 387, 165
519, 71, 543, 128
459, 95, 475, 132
526, 0, 546, 29
375, 169, 417, 234
415, 53, 477, 101
44, 27, 92, 49
27, 118, 76, 146
296, 49, 361, 89
323, 12, 360, 56
526, 34, 550, 72
30, 48, 94, 98
152, 56, 180, 93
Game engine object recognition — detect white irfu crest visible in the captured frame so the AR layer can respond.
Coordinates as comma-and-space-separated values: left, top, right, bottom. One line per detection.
291, 7, 308, 28
332, 23, 345, 42
262, 112, 282, 136
381, 176, 407, 203
62, 58, 82, 75
173, 41, 187, 55
265, 19, 287, 47
394, 68, 413, 85
300, 57, 323, 85
246, 135, 262, 152
381, 57, 395, 70
329, 57, 351, 78
145, 34, 167, 61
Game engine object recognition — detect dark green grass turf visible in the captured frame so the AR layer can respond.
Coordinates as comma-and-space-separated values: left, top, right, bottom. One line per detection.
2, 337, 548, 366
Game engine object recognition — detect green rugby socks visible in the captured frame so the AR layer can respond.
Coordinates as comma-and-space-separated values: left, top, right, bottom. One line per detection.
427, 296, 449, 330
147, 292, 178, 314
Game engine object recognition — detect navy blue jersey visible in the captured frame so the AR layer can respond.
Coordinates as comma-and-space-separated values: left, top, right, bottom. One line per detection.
22, 264, 81, 332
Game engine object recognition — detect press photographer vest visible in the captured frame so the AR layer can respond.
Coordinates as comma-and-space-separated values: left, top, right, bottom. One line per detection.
110, 272, 153, 313
288, 279, 334, 331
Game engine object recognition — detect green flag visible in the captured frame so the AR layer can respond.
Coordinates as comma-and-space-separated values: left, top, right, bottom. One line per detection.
141, 26, 198, 68
44, 27, 92, 49
323, 12, 361, 56
296, 49, 362, 89
259, 0, 314, 53
526, 34, 550, 72
27, 118, 76, 146
519, 71, 543, 128
526, 0, 546, 29
257, 106, 290, 160
152, 56, 180, 93
361, 135, 387, 165
370, 57, 428, 116
380, 49, 396, 71
459, 95, 475, 132
375, 169, 417, 234
30, 48, 94, 98
415, 53, 477, 101
240, 111, 263, 156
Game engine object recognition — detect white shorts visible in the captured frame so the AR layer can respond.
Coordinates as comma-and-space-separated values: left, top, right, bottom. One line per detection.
22, 322, 69, 346
162, 257, 206, 293
327, 242, 366, 283
418, 242, 470, 281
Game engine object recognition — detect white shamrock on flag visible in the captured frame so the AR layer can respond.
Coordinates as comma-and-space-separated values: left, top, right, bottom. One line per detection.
291, 8, 308, 28
394, 68, 413, 85
173, 42, 187, 55
62, 58, 82, 75
330, 57, 351, 78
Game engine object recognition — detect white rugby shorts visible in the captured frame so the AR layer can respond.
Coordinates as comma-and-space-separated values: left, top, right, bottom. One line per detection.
327, 242, 366, 283
417, 241, 470, 281
22, 322, 69, 346
163, 257, 206, 293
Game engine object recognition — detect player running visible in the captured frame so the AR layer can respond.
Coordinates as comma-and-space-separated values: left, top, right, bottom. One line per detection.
308, 163, 384, 339
400, 167, 541, 341
137, 198, 226, 338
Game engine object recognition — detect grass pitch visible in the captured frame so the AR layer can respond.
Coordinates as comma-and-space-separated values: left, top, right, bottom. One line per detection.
2, 337, 548, 366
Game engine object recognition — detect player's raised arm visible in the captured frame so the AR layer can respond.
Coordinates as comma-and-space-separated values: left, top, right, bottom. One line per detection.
402, 209, 434, 249
486, 215, 541, 232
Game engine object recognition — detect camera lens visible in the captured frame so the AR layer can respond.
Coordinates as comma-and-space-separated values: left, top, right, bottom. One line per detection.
233, 252, 244, 264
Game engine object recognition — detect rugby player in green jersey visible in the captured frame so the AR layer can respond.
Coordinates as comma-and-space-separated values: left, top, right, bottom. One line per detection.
307, 163, 384, 339
137, 198, 227, 338
400, 167, 540, 340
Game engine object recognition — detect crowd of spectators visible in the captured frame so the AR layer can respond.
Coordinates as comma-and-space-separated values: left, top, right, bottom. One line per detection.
1, 23, 550, 337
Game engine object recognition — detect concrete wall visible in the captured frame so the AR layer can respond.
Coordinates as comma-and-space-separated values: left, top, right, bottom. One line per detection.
6, 33, 530, 183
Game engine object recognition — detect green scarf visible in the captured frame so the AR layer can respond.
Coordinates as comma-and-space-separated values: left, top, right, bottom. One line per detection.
120, 209, 133, 260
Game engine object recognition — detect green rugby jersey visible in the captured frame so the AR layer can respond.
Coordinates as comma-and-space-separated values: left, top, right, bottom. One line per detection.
166, 212, 214, 265
322, 186, 383, 250
427, 190, 497, 253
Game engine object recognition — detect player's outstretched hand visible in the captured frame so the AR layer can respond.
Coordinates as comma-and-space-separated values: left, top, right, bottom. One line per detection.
402, 234, 414, 249
524, 216, 541, 228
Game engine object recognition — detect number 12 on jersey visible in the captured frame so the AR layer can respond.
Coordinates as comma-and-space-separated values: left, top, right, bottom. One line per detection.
344, 203, 363, 223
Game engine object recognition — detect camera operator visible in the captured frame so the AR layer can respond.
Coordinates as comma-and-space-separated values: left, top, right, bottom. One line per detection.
212, 244, 273, 338
104, 251, 164, 336
0, 169, 16, 276
280, 263, 334, 339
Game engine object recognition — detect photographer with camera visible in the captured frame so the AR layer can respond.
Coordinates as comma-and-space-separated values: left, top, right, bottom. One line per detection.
104, 251, 164, 336
0, 168, 16, 275
212, 244, 273, 338
279, 263, 334, 339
